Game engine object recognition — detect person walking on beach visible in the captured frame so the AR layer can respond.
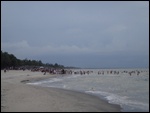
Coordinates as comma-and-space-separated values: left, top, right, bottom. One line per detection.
43, 70, 46, 75
4, 68, 6, 73
44, 71, 46, 75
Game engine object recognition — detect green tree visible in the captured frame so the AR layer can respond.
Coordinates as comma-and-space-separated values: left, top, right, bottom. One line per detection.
9, 54, 18, 67
1, 50, 65, 69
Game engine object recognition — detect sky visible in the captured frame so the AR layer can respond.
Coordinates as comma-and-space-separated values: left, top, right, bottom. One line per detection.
1, 1, 149, 68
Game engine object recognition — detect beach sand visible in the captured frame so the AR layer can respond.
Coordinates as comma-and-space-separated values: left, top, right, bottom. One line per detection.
1, 70, 121, 112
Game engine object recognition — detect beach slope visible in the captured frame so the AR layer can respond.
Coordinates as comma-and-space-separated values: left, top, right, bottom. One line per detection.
1, 70, 121, 112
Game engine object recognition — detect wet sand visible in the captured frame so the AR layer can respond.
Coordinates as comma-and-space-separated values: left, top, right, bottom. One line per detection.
1, 70, 121, 112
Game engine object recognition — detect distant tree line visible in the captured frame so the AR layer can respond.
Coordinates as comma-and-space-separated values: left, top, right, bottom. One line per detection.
1, 51, 64, 69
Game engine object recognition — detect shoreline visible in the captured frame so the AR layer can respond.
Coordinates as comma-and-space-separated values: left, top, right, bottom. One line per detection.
1, 70, 121, 112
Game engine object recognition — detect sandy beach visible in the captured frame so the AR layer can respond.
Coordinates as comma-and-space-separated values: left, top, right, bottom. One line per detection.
1, 70, 121, 112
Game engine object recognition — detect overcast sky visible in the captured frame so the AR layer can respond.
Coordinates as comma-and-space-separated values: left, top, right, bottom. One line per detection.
1, 1, 149, 68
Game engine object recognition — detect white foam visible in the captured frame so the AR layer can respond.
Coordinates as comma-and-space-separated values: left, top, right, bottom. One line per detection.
65, 74, 81, 79
47, 78, 63, 83
27, 78, 63, 85
85, 90, 149, 111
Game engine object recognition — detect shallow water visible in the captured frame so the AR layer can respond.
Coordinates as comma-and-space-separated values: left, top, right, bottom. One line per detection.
28, 68, 149, 112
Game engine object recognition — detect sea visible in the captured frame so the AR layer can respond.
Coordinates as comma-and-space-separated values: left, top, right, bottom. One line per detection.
27, 68, 149, 112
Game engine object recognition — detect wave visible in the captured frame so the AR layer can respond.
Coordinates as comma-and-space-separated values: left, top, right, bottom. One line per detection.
85, 90, 149, 112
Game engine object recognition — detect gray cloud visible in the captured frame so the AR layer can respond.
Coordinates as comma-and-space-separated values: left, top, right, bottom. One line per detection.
1, 1, 149, 68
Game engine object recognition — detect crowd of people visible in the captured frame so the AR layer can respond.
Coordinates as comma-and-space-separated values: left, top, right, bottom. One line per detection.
3, 66, 148, 76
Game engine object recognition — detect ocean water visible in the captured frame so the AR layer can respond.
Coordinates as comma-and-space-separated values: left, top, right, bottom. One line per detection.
28, 68, 149, 112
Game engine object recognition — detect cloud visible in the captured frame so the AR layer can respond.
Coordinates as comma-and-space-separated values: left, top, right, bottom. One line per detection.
2, 40, 29, 48
1, 2, 149, 68
2, 40, 98, 59
106, 25, 127, 34
133, 1, 149, 8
